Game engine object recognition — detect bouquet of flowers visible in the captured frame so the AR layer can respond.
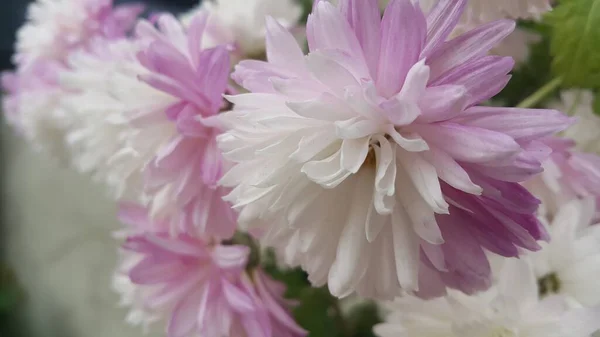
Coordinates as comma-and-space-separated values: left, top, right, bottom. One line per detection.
4, 0, 600, 336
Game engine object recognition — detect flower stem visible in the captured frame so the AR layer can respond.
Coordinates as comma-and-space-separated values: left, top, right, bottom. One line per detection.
517, 77, 563, 109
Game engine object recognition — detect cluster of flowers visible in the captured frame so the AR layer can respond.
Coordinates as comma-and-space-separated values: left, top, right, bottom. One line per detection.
4, 0, 600, 336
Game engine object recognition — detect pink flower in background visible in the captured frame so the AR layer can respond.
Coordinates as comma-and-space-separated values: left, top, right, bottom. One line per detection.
134, 13, 237, 238
61, 12, 237, 237
526, 137, 600, 219
218, 0, 571, 299
116, 205, 305, 337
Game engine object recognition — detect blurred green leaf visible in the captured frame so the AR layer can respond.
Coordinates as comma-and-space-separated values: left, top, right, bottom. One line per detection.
593, 90, 600, 115
0, 264, 23, 312
548, 0, 600, 88
263, 250, 346, 337
346, 302, 382, 337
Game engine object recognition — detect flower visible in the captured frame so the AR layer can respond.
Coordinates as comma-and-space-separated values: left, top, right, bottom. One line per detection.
532, 198, 600, 307
219, 0, 570, 299
14, 0, 144, 68
115, 205, 305, 337
525, 137, 600, 219
552, 90, 600, 155
185, 0, 303, 59
375, 258, 600, 337
62, 13, 237, 238
2, 0, 143, 158
416, 0, 552, 22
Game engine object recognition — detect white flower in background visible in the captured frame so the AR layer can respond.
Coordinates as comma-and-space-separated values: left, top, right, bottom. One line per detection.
551, 90, 600, 155
416, 0, 552, 22
182, 0, 303, 59
375, 258, 600, 337
532, 198, 600, 307
487, 27, 540, 64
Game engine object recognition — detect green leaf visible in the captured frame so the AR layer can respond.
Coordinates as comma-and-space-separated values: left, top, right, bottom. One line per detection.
0, 265, 23, 312
345, 302, 382, 337
548, 0, 600, 88
593, 90, 600, 115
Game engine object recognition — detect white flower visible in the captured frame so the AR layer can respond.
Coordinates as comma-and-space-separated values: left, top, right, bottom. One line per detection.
416, 0, 551, 22
61, 38, 176, 199
375, 258, 600, 337
532, 198, 600, 307
551, 90, 600, 155
182, 0, 303, 58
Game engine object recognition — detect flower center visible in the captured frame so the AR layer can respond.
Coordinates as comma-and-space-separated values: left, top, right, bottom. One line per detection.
364, 147, 377, 167
538, 273, 561, 296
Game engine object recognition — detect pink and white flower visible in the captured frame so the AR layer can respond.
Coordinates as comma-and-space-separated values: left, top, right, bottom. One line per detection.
62, 13, 236, 238
2, 0, 142, 158
218, 0, 571, 299
526, 137, 600, 219
115, 205, 305, 337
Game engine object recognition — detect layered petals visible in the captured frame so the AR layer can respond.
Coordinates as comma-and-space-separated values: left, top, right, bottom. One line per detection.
220, 0, 569, 299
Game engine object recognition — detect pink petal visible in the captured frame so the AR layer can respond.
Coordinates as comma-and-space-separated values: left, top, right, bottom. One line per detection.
422, 0, 467, 57
339, 0, 381, 78
265, 16, 306, 73
167, 289, 204, 337
454, 107, 574, 143
432, 56, 514, 106
427, 19, 516, 81
414, 123, 521, 164
307, 1, 365, 62
417, 85, 468, 123
376, 0, 427, 98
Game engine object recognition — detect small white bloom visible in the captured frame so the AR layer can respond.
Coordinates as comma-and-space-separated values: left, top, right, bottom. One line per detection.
551, 90, 600, 155
532, 198, 600, 307
375, 258, 600, 337
182, 0, 303, 58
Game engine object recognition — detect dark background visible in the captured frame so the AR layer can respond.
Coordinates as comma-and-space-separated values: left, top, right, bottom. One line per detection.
0, 1, 200, 336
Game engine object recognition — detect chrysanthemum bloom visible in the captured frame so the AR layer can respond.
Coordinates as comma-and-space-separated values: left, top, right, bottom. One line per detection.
219, 0, 571, 299
532, 198, 600, 307
115, 205, 305, 337
182, 0, 303, 60
526, 137, 600, 219
552, 90, 600, 155
375, 258, 600, 337
2, 0, 143, 157
62, 13, 236, 238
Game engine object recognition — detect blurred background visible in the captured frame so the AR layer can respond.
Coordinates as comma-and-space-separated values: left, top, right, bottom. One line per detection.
0, 1, 200, 336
